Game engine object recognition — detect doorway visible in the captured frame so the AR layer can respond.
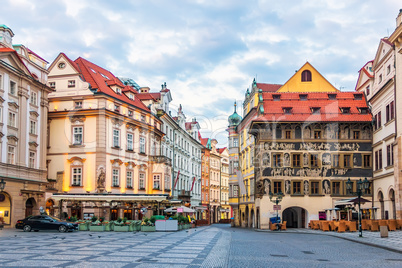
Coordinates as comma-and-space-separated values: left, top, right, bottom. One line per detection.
282, 206, 308, 228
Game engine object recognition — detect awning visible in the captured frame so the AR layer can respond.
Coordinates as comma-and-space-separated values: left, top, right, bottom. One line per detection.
164, 206, 195, 213
334, 197, 372, 206
51, 194, 167, 202
194, 206, 208, 211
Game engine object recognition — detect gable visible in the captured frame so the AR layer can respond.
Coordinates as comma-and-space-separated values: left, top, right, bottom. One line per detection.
0, 49, 32, 77
48, 53, 80, 77
372, 39, 392, 69
277, 62, 339, 93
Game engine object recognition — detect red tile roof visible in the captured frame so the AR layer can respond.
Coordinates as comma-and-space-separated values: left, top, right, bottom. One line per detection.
185, 121, 198, 131
74, 57, 149, 111
0, 47, 33, 77
200, 138, 209, 147
217, 147, 227, 154
257, 83, 282, 92
254, 92, 372, 123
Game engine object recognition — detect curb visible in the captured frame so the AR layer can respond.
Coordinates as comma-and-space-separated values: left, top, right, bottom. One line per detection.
254, 228, 402, 254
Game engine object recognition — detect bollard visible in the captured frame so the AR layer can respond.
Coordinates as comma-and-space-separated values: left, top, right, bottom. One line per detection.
380, 226, 388, 238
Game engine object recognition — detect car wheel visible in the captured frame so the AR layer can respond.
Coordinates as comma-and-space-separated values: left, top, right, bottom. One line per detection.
23, 225, 32, 232
59, 225, 67, 233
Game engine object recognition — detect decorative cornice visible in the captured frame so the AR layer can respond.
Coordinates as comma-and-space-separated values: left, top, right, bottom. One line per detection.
28, 141, 39, 147
69, 115, 86, 123
0, 96, 4, 103
112, 118, 123, 126
30, 110, 40, 117
125, 161, 136, 167
67, 156, 86, 163
8, 101, 19, 109
110, 158, 123, 165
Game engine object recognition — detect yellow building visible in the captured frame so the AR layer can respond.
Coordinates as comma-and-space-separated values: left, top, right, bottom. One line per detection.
46, 53, 170, 220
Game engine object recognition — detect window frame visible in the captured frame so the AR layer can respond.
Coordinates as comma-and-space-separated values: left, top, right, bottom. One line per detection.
72, 126, 83, 145
140, 136, 146, 154
126, 170, 133, 188
113, 129, 120, 148
7, 145, 15, 165
139, 172, 145, 190
153, 174, 161, 190
310, 181, 320, 195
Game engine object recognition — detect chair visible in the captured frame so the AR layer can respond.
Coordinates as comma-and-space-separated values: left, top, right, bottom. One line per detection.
269, 222, 277, 231
313, 221, 320, 230
337, 221, 346, 233
388, 220, 397, 231
281, 221, 287, 231
371, 221, 379, 232
347, 221, 357, 232
397, 219, 402, 230
321, 221, 330, 232
361, 219, 369, 230
329, 221, 337, 231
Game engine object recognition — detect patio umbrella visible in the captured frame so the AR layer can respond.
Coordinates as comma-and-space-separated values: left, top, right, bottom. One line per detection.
164, 206, 195, 213
349, 197, 371, 204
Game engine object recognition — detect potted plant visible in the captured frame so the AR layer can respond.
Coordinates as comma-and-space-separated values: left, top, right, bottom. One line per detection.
130, 220, 141, 231
114, 217, 130, 232
141, 217, 156, 232
77, 220, 89, 231
89, 216, 105, 231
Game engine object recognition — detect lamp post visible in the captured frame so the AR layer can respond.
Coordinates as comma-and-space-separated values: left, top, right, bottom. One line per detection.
0, 179, 6, 192
346, 177, 370, 237
269, 191, 284, 227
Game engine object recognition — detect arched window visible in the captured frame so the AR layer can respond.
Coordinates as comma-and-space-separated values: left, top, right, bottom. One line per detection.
275, 125, 282, 139
295, 126, 302, 139
301, 70, 312, 82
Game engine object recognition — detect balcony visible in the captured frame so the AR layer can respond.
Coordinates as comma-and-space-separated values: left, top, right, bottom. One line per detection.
149, 155, 172, 166
178, 190, 191, 197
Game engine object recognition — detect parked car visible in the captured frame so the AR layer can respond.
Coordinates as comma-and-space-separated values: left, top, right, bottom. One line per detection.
15, 215, 78, 232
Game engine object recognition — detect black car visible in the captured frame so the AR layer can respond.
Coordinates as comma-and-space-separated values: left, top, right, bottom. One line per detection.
15, 215, 78, 232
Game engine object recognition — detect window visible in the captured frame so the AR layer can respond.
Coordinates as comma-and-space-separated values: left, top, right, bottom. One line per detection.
126, 171, 133, 188
273, 154, 281, 167
140, 136, 146, 154
233, 185, 239, 197
273, 94, 280, 101
0, 106, 2, 123
127, 133, 133, 151
29, 120, 37, 135
343, 155, 352, 168
233, 138, 238, 147
360, 108, 368, 114
128, 110, 133, 117
0, 74, 2, 89
312, 107, 321, 114
346, 181, 353, 195
8, 112, 16, 127
366, 86, 370, 96
283, 108, 292, 114
299, 94, 307, 100
353, 131, 360, 139
387, 145, 394, 166
301, 70, 312, 82
115, 88, 121, 94
285, 130, 291, 139
113, 129, 120, 148
100, 73, 110, 79
164, 174, 170, 190
73, 127, 83, 145
141, 115, 146, 122
379, 74, 382, 83
363, 155, 372, 168
387, 64, 391, 75
314, 131, 321, 139
29, 151, 35, 168
74, 101, 82, 109
386, 101, 394, 122
71, 167, 82, 186
328, 93, 337, 100
332, 155, 340, 167
354, 94, 362, 100
153, 174, 160, 189
295, 126, 301, 139
112, 169, 119, 187
30, 92, 37, 105
311, 181, 319, 195
332, 182, 340, 195
275, 126, 282, 139
310, 154, 319, 167
10, 81, 17, 95
114, 104, 120, 112
292, 154, 301, 167
68, 80, 75, 88
139, 173, 145, 189
7, 146, 15, 164
49, 82, 55, 89
293, 181, 301, 194
341, 107, 350, 114
273, 181, 282, 194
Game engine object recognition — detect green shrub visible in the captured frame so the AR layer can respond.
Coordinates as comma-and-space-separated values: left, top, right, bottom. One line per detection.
91, 216, 98, 222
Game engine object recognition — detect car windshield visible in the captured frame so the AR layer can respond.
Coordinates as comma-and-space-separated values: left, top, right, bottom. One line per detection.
48, 216, 63, 222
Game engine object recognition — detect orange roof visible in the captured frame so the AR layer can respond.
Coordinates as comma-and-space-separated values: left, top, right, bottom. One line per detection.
200, 138, 209, 146
257, 83, 282, 92
74, 57, 149, 111
254, 92, 372, 123
217, 147, 227, 154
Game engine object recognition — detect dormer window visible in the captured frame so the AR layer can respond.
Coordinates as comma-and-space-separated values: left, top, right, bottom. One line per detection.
115, 88, 121, 94
273, 94, 280, 101
49, 82, 56, 89
366, 86, 370, 96
283, 107, 292, 114
341, 107, 350, 114
359, 107, 368, 114
311, 107, 321, 114
354, 94, 362, 100
90, 68, 96, 73
301, 70, 312, 82
129, 93, 134, 100
74, 101, 82, 109
328, 94, 337, 100
299, 94, 308, 101
68, 80, 75, 88
128, 110, 133, 117
100, 73, 110, 79
141, 115, 146, 122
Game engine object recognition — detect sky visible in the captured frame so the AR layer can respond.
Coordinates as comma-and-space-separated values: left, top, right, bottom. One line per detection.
2, 0, 401, 146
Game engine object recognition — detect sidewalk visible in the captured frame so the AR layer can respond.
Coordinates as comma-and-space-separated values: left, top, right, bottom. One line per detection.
257, 227, 402, 253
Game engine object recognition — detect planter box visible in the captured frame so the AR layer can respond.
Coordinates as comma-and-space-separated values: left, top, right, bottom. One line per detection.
191, 223, 196, 228
89, 225, 105, 232
104, 223, 113, 231
155, 220, 178, 231
114, 225, 130, 232
130, 224, 141, 231
78, 223, 89, 231
141, 225, 156, 232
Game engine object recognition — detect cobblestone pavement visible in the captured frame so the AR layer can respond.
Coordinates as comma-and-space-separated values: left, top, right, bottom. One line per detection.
0, 225, 401, 267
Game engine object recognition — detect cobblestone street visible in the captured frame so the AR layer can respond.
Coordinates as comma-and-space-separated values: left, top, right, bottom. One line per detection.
0, 224, 401, 267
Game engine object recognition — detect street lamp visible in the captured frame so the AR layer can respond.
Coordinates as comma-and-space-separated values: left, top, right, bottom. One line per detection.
346, 177, 370, 237
269, 191, 284, 226
0, 179, 6, 192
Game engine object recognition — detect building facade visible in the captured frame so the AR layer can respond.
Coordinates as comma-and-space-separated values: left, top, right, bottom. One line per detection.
388, 9, 402, 220
0, 25, 52, 225
218, 147, 230, 220
46, 53, 170, 220
209, 139, 221, 223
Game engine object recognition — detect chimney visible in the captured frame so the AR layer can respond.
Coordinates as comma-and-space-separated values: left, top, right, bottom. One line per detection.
140, 87, 150, 93
397, 9, 402, 28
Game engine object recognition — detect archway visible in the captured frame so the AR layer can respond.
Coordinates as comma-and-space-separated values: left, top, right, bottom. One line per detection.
256, 208, 260, 229
245, 206, 249, 228
0, 192, 12, 225
250, 209, 255, 228
389, 189, 396, 219
378, 191, 384, 219
282, 206, 308, 228
25, 197, 37, 218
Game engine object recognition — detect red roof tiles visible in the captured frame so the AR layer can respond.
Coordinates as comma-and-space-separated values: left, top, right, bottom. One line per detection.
257, 83, 282, 92
254, 92, 372, 123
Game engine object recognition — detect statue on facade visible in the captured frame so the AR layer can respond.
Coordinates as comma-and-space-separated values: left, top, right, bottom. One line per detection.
285, 180, 291, 194
323, 180, 331, 195
97, 167, 106, 192
304, 180, 309, 195
284, 153, 290, 167
263, 179, 271, 195
303, 153, 309, 166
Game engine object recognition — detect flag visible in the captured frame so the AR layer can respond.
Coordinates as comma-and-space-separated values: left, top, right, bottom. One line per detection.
190, 176, 196, 192
173, 171, 180, 191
